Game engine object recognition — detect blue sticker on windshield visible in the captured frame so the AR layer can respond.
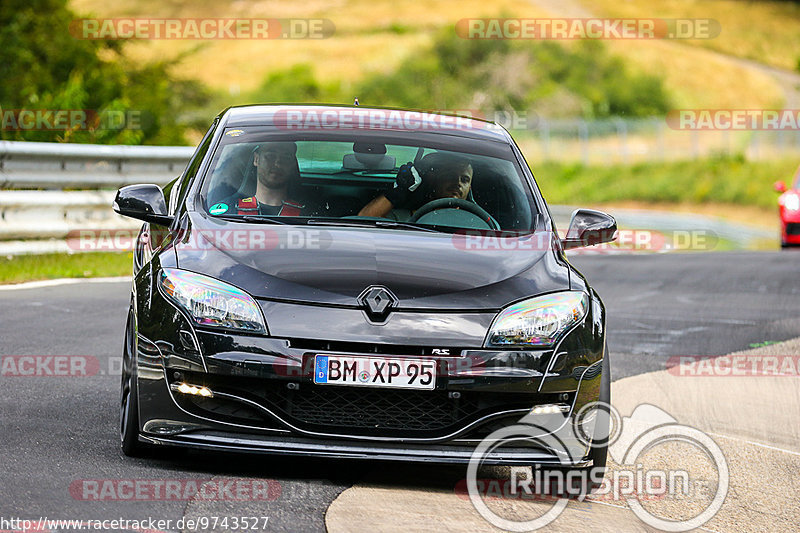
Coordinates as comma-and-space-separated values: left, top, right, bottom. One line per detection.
209, 203, 229, 215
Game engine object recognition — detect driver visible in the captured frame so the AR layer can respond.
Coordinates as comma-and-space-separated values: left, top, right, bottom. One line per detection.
358, 153, 473, 219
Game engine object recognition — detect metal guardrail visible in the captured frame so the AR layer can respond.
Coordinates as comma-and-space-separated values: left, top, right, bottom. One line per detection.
0, 140, 193, 189
0, 141, 193, 253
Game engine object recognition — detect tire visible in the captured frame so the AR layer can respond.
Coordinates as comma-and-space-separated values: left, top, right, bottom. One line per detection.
120, 306, 146, 457
577, 345, 610, 491
588, 349, 611, 472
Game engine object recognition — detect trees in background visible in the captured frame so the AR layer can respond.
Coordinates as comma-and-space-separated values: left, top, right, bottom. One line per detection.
0, 0, 209, 144
0, 4, 671, 145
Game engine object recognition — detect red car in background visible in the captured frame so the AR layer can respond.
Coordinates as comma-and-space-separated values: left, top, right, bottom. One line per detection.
775, 165, 800, 248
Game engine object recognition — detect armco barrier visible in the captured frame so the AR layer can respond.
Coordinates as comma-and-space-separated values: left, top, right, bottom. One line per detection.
0, 140, 193, 254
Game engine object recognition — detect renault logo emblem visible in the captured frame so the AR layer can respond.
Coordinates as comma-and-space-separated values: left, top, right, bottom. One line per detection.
357, 286, 398, 321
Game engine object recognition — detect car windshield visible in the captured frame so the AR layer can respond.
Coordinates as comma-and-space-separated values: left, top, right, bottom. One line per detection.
199, 128, 538, 233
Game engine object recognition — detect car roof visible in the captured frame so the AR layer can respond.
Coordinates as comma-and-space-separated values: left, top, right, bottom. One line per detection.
220, 104, 511, 143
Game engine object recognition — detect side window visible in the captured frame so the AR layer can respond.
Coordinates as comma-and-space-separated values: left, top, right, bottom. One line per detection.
168, 119, 219, 215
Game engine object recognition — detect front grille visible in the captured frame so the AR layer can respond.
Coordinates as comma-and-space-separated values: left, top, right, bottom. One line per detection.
787, 223, 800, 236
172, 371, 550, 438
264, 385, 477, 432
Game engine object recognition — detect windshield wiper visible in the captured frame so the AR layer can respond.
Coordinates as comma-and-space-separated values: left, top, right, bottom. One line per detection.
214, 215, 291, 225
305, 218, 438, 233
374, 220, 439, 232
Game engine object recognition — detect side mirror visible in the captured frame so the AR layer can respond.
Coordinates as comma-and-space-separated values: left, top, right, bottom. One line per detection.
562, 209, 617, 250
113, 184, 174, 226
774, 181, 787, 193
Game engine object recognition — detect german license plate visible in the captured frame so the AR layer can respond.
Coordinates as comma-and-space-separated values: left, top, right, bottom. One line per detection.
313, 355, 436, 390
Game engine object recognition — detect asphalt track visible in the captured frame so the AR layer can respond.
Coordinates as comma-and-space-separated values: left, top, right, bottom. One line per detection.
0, 251, 798, 532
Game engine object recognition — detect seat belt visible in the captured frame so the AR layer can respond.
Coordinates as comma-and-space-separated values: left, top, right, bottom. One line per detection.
237, 197, 303, 216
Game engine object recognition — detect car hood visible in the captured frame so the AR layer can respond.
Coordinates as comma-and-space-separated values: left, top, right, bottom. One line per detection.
171, 212, 570, 310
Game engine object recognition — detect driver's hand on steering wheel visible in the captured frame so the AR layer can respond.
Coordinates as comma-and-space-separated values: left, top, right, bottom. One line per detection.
384, 162, 422, 206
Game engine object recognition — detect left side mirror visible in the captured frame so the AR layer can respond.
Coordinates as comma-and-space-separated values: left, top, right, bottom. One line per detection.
774, 181, 787, 193
562, 209, 617, 250
113, 184, 174, 226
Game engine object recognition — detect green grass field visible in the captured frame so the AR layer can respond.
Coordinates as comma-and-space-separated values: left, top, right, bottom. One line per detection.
69, 0, 789, 111
587, 0, 800, 72
0, 252, 132, 284
533, 157, 794, 211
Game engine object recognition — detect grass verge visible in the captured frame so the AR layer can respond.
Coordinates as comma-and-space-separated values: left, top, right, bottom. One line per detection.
584, 0, 800, 72
533, 157, 796, 211
0, 252, 132, 285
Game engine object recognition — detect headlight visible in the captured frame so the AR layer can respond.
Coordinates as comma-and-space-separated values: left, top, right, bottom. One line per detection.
159, 268, 267, 334
784, 193, 800, 211
486, 292, 588, 347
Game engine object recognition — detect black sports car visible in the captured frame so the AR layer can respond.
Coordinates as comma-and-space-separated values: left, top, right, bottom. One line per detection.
114, 104, 616, 468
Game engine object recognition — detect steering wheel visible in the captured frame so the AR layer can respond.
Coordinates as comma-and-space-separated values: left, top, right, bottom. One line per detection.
409, 198, 500, 230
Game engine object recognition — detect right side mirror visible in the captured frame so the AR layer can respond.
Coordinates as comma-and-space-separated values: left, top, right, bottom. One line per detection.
774, 181, 787, 193
562, 209, 617, 250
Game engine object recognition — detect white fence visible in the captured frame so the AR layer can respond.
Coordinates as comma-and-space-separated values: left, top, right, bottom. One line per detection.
512, 118, 800, 165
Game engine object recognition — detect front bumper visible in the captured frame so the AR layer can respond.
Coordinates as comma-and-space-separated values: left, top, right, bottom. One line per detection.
142, 431, 591, 467
132, 270, 607, 465
779, 209, 800, 244
135, 332, 604, 466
